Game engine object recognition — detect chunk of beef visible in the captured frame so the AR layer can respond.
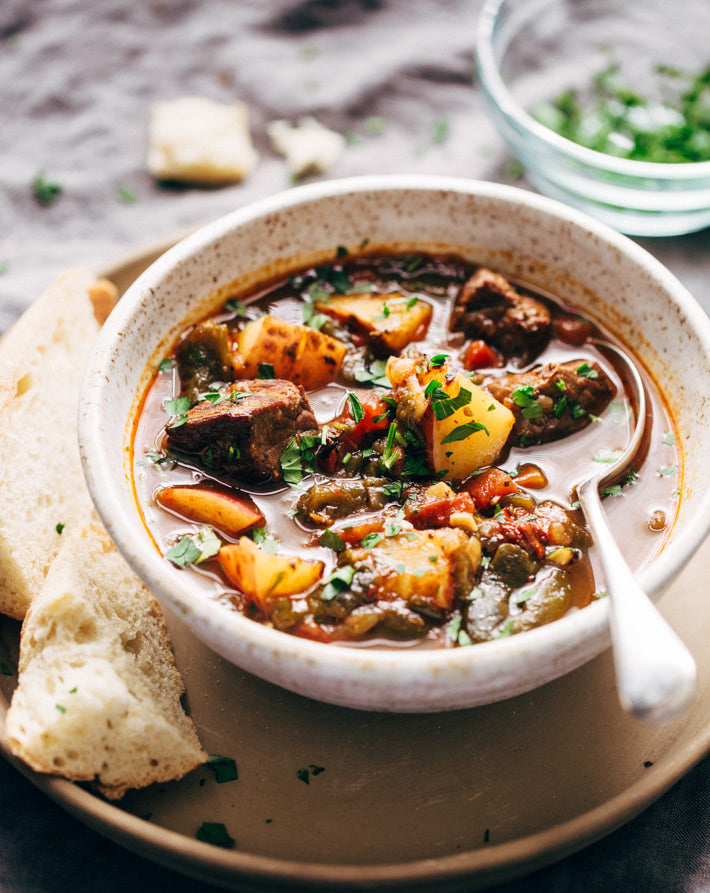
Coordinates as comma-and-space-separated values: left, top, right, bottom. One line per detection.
175, 319, 235, 403
166, 379, 317, 483
450, 268, 551, 365
484, 359, 616, 446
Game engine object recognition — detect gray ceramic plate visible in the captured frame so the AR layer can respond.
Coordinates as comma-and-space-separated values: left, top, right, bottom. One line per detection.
1, 241, 709, 892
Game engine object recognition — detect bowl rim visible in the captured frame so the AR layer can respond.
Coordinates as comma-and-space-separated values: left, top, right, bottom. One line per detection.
476, 0, 710, 180
79, 174, 710, 710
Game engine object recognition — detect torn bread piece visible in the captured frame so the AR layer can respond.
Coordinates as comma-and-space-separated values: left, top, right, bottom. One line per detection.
0, 269, 116, 620
267, 116, 345, 179
5, 522, 207, 800
148, 96, 258, 184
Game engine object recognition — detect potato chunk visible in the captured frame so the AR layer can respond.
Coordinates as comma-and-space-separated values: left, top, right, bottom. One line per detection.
315, 293, 432, 352
345, 527, 481, 611
386, 356, 515, 481
219, 537, 324, 610
236, 315, 346, 389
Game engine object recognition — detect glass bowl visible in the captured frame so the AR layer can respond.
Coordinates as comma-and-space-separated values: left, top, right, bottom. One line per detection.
475, 0, 710, 236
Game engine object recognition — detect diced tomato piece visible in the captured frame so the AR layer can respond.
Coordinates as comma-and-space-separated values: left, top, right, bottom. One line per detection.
293, 619, 333, 643
464, 467, 518, 509
462, 339, 503, 370
405, 492, 476, 529
336, 521, 385, 546
335, 391, 392, 453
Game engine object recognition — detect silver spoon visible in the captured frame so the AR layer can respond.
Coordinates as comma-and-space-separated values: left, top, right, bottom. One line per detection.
575, 341, 696, 724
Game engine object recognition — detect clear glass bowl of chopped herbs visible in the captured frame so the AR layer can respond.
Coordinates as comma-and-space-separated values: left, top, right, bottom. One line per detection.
475, 0, 710, 236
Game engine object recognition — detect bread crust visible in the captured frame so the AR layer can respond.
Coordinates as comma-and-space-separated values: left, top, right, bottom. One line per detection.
1, 271, 206, 799
0, 269, 101, 619
6, 522, 206, 797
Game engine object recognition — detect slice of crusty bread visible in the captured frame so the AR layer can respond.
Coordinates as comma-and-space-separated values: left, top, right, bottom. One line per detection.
5, 521, 207, 799
0, 269, 116, 620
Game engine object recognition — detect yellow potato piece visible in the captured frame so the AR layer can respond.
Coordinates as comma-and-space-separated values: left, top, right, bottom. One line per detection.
236, 315, 346, 388
347, 528, 480, 611
293, 325, 348, 390
219, 537, 324, 609
424, 368, 514, 480
386, 356, 515, 481
156, 485, 264, 538
315, 292, 432, 352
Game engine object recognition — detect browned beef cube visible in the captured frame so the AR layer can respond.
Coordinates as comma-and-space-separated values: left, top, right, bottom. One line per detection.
166, 379, 318, 482
484, 360, 616, 446
450, 268, 551, 364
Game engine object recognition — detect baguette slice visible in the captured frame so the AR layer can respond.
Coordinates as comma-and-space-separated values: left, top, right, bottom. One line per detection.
0, 269, 113, 620
5, 521, 207, 799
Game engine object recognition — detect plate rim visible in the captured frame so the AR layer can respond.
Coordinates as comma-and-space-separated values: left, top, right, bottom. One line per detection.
1, 230, 709, 891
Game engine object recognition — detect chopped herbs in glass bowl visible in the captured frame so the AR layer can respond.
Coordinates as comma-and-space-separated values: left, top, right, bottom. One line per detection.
535, 63, 710, 165
476, 0, 710, 236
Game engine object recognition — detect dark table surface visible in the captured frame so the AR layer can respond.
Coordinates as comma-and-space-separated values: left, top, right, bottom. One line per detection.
1, 1, 709, 891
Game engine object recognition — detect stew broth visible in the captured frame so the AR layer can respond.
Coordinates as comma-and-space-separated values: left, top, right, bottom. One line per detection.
133, 251, 680, 648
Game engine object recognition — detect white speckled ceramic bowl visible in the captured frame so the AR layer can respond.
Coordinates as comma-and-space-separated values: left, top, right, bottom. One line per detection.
79, 176, 710, 712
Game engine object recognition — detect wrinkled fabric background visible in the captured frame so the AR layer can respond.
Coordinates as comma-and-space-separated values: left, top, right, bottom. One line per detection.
1, 1, 709, 891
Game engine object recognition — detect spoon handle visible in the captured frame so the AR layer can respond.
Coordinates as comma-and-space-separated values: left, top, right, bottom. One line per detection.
578, 480, 697, 724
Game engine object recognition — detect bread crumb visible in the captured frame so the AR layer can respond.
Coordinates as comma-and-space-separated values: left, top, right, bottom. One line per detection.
148, 96, 258, 185
267, 116, 345, 179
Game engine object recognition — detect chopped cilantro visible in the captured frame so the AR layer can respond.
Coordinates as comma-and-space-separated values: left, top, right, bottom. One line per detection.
196, 822, 235, 849
207, 755, 238, 783
252, 527, 280, 554
279, 436, 316, 488
347, 392, 364, 424
256, 363, 275, 379
594, 450, 622, 464
510, 385, 544, 420
576, 362, 598, 379
55, 522, 65, 534
319, 529, 345, 552
320, 565, 355, 601
225, 298, 249, 317
431, 117, 451, 144
166, 535, 201, 568
158, 358, 173, 373
116, 186, 137, 204
165, 528, 219, 569
164, 394, 190, 428
32, 172, 62, 207
600, 484, 624, 497
360, 532, 383, 549
382, 481, 405, 500
514, 587, 537, 604
658, 465, 678, 477
354, 358, 391, 389
441, 420, 489, 443
497, 620, 516, 638
380, 422, 400, 471
427, 383, 472, 421
662, 431, 676, 447
553, 395, 568, 418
